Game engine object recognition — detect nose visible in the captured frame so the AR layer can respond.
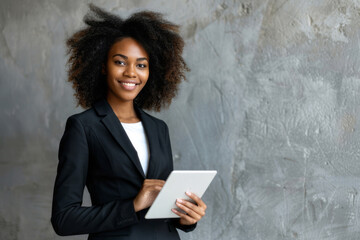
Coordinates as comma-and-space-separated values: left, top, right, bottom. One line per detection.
124, 64, 136, 78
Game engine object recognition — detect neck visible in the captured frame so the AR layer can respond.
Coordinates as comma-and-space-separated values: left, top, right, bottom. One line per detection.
106, 95, 140, 123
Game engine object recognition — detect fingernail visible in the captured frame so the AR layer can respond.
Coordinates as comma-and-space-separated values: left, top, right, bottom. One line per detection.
186, 191, 191, 196
177, 198, 183, 203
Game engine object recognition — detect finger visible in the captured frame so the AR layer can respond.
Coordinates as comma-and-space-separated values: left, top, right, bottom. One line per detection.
186, 192, 207, 210
171, 209, 197, 225
175, 201, 201, 220
177, 199, 205, 216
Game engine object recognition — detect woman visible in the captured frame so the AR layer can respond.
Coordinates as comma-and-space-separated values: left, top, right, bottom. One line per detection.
51, 4, 207, 240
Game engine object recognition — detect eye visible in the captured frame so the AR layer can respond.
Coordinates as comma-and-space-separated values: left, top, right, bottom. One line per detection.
137, 64, 147, 68
114, 60, 126, 66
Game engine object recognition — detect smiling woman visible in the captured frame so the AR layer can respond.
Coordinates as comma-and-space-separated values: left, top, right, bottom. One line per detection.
51, 3, 207, 240
65, 4, 189, 112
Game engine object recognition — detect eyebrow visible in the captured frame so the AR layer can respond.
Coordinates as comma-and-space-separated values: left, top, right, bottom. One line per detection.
112, 54, 148, 61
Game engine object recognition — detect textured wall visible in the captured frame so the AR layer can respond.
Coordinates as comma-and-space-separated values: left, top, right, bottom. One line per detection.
1, 0, 360, 239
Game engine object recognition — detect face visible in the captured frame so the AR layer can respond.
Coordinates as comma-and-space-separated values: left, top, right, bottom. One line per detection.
104, 37, 149, 104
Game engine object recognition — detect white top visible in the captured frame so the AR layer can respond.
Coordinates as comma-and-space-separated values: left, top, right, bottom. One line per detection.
121, 121, 150, 175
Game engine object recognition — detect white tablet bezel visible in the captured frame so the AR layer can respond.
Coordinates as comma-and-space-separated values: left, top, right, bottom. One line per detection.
145, 170, 217, 219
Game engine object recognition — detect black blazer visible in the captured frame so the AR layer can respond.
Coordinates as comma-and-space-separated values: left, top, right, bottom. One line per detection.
51, 99, 196, 240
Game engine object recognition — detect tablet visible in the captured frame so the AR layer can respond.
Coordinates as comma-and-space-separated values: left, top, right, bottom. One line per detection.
145, 170, 217, 219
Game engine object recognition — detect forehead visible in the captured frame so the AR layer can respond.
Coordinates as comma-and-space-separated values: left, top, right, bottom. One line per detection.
108, 37, 148, 59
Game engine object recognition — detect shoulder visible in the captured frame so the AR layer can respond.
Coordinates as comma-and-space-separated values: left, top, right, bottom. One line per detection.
65, 107, 99, 128
68, 107, 96, 119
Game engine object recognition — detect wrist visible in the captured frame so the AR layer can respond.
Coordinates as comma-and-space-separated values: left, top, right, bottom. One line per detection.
133, 199, 140, 212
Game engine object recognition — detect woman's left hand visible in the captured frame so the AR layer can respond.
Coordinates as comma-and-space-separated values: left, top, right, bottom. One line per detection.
171, 192, 207, 225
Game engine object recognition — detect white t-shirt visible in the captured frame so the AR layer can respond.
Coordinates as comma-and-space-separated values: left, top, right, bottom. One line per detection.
121, 121, 150, 175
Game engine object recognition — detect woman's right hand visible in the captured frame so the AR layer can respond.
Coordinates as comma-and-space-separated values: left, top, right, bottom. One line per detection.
133, 179, 165, 212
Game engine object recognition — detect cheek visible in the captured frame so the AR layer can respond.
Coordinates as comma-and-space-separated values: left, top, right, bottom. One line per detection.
105, 69, 120, 88
139, 70, 149, 82
106, 63, 124, 78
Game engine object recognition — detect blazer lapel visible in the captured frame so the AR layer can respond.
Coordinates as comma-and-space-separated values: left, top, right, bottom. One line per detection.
134, 105, 159, 179
94, 99, 146, 178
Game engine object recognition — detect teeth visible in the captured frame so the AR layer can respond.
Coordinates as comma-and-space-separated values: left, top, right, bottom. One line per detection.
121, 82, 136, 86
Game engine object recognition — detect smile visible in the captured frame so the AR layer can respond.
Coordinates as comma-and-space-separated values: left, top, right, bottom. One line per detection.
118, 81, 140, 86
122, 82, 136, 87
118, 80, 140, 90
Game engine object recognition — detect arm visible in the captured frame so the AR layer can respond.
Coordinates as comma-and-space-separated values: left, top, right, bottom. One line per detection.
51, 116, 138, 236
163, 122, 197, 232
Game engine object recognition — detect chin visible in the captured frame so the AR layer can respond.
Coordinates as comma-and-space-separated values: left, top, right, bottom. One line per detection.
116, 93, 139, 102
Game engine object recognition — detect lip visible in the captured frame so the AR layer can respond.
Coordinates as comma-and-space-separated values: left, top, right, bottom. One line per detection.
117, 80, 140, 91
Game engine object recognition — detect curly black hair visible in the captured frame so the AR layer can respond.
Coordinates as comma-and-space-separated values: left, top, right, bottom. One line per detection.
66, 4, 189, 111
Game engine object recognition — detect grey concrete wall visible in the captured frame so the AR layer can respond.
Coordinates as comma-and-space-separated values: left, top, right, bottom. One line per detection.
1, 0, 360, 239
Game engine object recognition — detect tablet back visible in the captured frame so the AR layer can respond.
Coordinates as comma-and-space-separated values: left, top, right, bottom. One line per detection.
145, 170, 217, 219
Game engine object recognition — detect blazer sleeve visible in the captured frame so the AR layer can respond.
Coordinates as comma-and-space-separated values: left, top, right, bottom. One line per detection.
51, 116, 139, 236
163, 122, 197, 232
